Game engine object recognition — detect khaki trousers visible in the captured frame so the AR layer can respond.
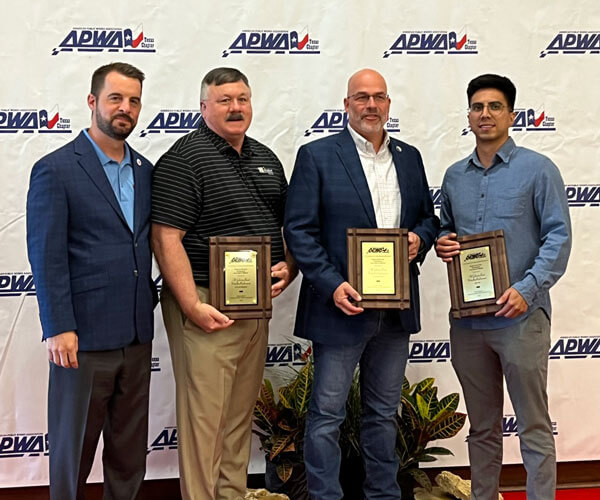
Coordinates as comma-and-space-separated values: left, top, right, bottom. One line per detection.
161, 285, 269, 500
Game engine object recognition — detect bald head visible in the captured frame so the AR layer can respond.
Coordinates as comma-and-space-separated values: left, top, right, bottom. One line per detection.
344, 69, 390, 151
347, 69, 388, 97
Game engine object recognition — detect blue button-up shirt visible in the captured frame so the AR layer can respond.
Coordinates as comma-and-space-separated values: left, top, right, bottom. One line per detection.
83, 129, 134, 232
440, 137, 572, 329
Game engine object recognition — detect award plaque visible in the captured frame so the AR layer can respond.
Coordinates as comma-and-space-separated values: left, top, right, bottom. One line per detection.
446, 230, 510, 319
209, 236, 272, 320
347, 228, 410, 309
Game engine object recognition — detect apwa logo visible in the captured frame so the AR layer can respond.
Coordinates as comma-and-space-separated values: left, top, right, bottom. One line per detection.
384, 29, 477, 57
503, 416, 558, 437
266, 342, 309, 367
549, 337, 600, 359
566, 185, 600, 207
140, 110, 202, 138
429, 187, 442, 211
0, 273, 36, 297
0, 433, 48, 458
147, 427, 177, 454
408, 340, 450, 363
52, 24, 156, 55
222, 28, 319, 57
540, 31, 600, 58
0, 107, 71, 134
305, 110, 400, 137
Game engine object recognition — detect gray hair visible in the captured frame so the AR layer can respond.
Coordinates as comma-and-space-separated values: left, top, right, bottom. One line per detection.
200, 67, 250, 100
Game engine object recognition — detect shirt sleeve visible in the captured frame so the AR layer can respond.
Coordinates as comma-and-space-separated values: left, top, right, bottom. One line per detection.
438, 172, 456, 239
512, 159, 572, 304
151, 149, 200, 231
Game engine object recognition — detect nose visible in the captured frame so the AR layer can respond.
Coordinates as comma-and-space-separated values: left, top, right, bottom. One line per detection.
228, 98, 243, 111
119, 99, 132, 115
480, 104, 492, 117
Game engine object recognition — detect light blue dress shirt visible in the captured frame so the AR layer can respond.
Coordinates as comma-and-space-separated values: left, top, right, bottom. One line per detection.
440, 137, 572, 330
83, 129, 134, 232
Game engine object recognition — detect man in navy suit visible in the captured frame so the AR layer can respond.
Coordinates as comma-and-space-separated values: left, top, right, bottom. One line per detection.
284, 69, 439, 499
26, 62, 156, 500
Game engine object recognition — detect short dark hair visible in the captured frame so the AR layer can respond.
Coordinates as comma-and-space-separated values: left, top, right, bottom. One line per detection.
200, 67, 250, 100
467, 74, 516, 110
90, 62, 145, 96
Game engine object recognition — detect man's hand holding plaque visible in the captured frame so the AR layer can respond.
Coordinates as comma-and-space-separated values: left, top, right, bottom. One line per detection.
346, 228, 410, 310
436, 230, 512, 319
209, 236, 273, 320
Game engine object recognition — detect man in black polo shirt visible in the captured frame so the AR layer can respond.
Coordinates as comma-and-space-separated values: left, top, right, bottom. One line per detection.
151, 67, 296, 500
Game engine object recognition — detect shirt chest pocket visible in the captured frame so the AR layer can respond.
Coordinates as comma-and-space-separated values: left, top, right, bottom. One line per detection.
493, 190, 527, 218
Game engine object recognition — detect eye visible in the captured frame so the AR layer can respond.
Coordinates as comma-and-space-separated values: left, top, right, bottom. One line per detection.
218, 97, 232, 106
489, 102, 503, 111
471, 103, 484, 112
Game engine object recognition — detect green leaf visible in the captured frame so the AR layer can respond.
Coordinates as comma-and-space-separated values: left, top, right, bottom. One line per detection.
402, 376, 411, 392
416, 387, 437, 421
408, 468, 432, 491
423, 446, 454, 456
416, 454, 438, 463
294, 362, 312, 414
429, 412, 467, 440
260, 379, 276, 408
414, 377, 435, 395
432, 393, 459, 421
277, 461, 293, 483
270, 434, 293, 460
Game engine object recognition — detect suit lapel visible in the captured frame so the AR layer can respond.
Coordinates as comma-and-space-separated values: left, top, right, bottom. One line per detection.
336, 129, 377, 227
390, 139, 409, 226
74, 131, 130, 231
131, 148, 146, 238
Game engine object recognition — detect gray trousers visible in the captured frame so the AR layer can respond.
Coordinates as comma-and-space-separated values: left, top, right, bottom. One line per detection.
48, 342, 152, 500
450, 309, 555, 500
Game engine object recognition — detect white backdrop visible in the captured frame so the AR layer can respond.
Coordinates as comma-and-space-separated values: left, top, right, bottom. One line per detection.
1, 0, 599, 487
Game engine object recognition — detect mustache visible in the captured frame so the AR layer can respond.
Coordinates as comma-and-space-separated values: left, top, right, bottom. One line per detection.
112, 113, 133, 124
226, 112, 244, 122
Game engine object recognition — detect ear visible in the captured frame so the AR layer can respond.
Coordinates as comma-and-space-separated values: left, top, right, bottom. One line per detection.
509, 110, 517, 127
87, 93, 96, 112
343, 97, 349, 113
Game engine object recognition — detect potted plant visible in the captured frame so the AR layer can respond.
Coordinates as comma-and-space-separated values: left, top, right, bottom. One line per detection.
253, 356, 312, 500
254, 357, 466, 499
396, 377, 467, 498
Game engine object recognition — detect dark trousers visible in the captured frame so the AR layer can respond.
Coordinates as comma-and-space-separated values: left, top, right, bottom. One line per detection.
48, 342, 152, 500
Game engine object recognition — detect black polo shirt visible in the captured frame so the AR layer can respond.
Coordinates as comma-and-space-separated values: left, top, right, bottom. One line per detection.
152, 119, 287, 286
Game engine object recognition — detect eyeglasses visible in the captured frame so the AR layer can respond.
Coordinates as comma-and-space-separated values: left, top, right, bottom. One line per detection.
468, 101, 509, 115
347, 92, 389, 105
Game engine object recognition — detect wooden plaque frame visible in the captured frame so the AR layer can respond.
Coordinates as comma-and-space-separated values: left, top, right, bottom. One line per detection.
209, 236, 272, 320
447, 230, 510, 319
347, 228, 410, 309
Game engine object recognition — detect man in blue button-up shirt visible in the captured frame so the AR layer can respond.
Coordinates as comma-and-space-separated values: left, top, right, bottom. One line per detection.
436, 74, 571, 500
27, 62, 156, 500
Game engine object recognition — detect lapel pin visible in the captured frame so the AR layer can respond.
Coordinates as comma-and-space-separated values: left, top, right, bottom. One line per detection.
136, 158, 142, 166
396, 145, 402, 153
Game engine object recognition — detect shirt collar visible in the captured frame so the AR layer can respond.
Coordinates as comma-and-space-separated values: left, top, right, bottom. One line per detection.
83, 128, 131, 167
467, 136, 516, 170
347, 124, 390, 155
199, 118, 253, 158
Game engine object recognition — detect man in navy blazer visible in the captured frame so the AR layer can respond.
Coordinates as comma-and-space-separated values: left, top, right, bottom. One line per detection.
284, 69, 439, 499
26, 62, 156, 500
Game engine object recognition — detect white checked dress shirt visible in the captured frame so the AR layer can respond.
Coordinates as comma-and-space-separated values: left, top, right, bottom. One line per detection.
347, 124, 401, 228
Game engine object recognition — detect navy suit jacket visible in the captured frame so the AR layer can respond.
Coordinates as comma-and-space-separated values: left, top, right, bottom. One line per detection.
284, 129, 439, 345
26, 131, 156, 351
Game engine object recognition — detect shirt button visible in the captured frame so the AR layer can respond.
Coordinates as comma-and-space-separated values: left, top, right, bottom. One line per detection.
478, 217, 482, 221
133, 269, 139, 277
481, 193, 485, 198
